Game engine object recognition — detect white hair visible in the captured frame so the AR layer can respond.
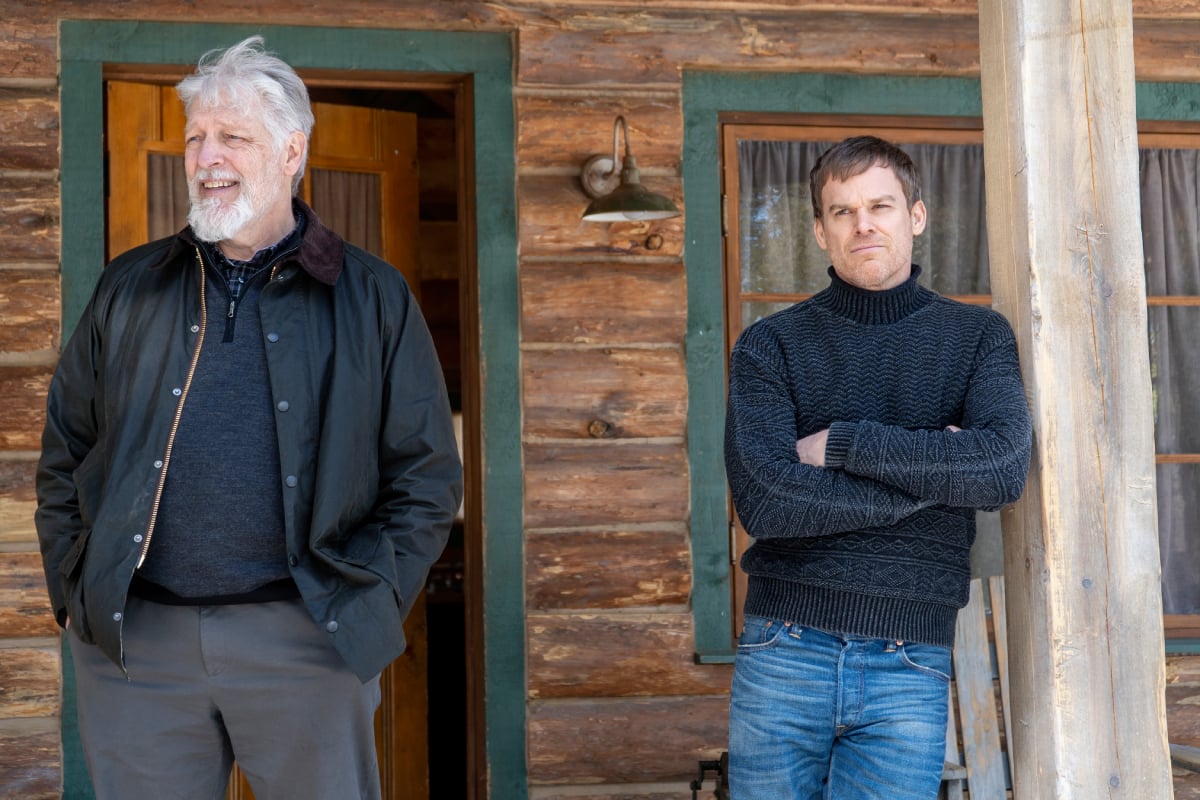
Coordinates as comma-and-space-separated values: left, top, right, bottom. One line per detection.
176, 36, 314, 193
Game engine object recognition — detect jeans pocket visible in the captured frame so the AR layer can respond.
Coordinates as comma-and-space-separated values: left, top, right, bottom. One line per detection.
899, 642, 952, 682
736, 615, 790, 652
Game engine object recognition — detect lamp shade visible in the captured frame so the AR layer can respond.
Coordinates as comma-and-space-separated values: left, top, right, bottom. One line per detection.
582, 156, 680, 222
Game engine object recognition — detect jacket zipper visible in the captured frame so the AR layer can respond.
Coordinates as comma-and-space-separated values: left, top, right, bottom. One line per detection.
136, 248, 209, 568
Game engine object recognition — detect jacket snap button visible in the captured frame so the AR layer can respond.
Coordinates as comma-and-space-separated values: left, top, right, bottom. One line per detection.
113, 612, 123, 622
172, 387, 182, 396
133, 534, 143, 544
267, 332, 280, 342
325, 620, 339, 633
289, 554, 299, 567
190, 324, 200, 333
285, 475, 298, 487
277, 400, 289, 412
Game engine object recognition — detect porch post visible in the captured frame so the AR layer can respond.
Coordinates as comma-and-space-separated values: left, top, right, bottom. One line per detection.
977, 0, 1173, 797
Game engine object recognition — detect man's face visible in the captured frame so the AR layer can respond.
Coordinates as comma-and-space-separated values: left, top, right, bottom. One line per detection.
184, 100, 296, 249
812, 164, 927, 291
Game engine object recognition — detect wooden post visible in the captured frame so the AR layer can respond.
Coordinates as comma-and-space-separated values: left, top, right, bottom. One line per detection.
978, 0, 1173, 797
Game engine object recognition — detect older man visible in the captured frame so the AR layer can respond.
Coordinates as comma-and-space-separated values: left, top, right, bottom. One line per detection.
35, 36, 462, 799
724, 136, 1032, 799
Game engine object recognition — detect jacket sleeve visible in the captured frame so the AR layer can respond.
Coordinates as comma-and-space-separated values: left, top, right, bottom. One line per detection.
34, 290, 103, 626
362, 283, 464, 621
724, 343, 935, 541
823, 317, 1033, 511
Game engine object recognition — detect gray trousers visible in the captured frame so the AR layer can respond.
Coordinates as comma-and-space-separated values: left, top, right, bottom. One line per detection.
70, 595, 382, 800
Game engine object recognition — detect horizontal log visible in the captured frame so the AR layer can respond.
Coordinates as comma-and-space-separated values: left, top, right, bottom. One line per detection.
517, 12, 983, 85
0, 270, 59, 355
520, 260, 685, 345
523, 442, 688, 529
0, 723, 59, 800
526, 529, 690, 610
518, 174, 683, 259
0, 176, 58, 262
0, 367, 50, 451
0, 89, 58, 171
518, 94, 681, 170
528, 695, 728, 784
1167, 655, 1200, 746
0, 553, 55, 639
530, 789, 691, 800
523, 348, 685, 440
0, 459, 38, 547
0, 645, 60, 719
527, 612, 732, 699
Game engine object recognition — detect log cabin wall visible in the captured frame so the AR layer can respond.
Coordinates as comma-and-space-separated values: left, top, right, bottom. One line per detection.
3, 2, 1200, 798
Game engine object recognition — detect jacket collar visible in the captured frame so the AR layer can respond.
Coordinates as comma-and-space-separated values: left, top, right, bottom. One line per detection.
152, 199, 344, 286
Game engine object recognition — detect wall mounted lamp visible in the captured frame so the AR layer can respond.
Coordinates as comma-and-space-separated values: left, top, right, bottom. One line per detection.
579, 115, 681, 222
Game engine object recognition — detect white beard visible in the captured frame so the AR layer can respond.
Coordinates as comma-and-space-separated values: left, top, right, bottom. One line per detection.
187, 168, 275, 244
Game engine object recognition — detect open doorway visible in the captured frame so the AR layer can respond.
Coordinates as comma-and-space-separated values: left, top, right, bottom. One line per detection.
103, 70, 481, 800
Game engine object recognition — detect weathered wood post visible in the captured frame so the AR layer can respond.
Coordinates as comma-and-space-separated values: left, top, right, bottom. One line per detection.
977, 0, 1173, 797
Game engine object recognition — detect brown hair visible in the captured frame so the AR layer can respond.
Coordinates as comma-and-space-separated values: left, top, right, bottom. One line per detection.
809, 136, 921, 219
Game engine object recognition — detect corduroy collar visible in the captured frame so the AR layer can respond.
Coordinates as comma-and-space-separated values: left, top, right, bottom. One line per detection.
151, 199, 344, 286
816, 264, 932, 325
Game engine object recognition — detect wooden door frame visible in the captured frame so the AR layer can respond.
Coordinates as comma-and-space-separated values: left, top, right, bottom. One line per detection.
59, 21, 524, 800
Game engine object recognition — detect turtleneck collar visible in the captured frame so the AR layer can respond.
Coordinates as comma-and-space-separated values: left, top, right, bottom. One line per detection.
815, 264, 932, 325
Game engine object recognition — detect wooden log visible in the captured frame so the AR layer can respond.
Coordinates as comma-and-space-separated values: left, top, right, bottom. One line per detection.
521, 260, 685, 346
527, 695, 728, 784
0, 553, 56, 638
1167, 655, 1200, 747
527, 612, 732, 699
0, 645, 60, 718
518, 94, 680, 171
523, 442, 688, 529
0, 459, 37, 547
530, 790, 693, 800
0, 722, 60, 800
0, 368, 49, 451
523, 347, 686, 440
518, 174, 683, 259
979, 0, 1173, 796
0, 270, 59, 355
0, 89, 58, 171
0, 176, 58, 262
526, 528, 690, 610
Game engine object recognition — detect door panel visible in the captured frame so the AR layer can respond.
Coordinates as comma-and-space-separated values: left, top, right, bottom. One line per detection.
105, 81, 428, 800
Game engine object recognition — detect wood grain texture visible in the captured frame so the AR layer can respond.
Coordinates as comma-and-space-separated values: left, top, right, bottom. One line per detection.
527, 612, 732, 699
527, 695, 728, 784
518, 174, 684, 259
523, 347, 686, 440
0, 723, 59, 800
0, 645, 59, 719
520, 261, 686, 346
0, 176, 58, 262
523, 442, 688, 529
0, 459, 37, 547
0, 89, 58, 171
518, 94, 681, 170
0, 271, 59, 355
526, 529, 690, 610
0, 368, 49, 451
0, 553, 55, 638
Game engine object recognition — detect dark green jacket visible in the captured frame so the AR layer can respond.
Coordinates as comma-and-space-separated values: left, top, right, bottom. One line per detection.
35, 202, 463, 682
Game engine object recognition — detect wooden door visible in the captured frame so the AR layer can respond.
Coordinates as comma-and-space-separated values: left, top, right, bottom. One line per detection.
105, 81, 429, 800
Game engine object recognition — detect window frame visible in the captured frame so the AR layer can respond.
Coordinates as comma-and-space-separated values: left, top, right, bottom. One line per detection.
682, 71, 1200, 663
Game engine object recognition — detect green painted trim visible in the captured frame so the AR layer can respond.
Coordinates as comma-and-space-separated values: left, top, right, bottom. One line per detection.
681, 70, 1200, 661
1167, 640, 1200, 655
58, 20, 524, 799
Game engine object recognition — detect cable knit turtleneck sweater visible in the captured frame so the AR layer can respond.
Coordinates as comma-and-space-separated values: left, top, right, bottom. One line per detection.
724, 266, 1032, 647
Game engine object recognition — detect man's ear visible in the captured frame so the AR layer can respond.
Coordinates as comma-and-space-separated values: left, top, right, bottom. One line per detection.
282, 131, 307, 178
910, 199, 928, 236
813, 217, 828, 251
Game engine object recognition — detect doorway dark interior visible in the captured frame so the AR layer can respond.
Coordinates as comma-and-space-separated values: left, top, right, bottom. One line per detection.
308, 85, 468, 800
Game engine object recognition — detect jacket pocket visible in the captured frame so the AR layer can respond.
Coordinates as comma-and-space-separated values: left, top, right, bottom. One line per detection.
59, 529, 95, 644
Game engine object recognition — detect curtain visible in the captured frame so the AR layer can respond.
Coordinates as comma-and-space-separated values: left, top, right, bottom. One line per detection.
147, 153, 190, 240
737, 140, 1200, 612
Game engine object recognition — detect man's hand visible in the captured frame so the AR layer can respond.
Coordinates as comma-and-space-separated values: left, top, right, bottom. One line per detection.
796, 428, 830, 467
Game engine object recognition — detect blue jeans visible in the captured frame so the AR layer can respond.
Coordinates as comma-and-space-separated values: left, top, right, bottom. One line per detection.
728, 617, 951, 800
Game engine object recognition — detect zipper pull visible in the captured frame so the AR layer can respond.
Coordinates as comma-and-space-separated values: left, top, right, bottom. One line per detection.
228, 300, 236, 318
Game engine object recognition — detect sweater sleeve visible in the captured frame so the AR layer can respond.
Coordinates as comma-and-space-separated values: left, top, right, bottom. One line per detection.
827, 317, 1032, 511
724, 342, 935, 540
